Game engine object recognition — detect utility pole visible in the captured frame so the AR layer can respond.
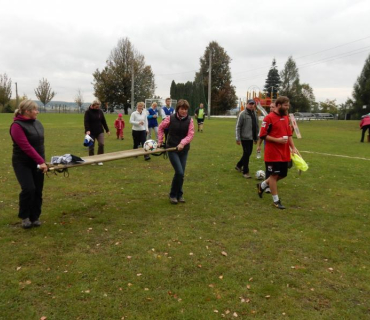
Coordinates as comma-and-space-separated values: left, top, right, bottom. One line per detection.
131, 61, 135, 111
207, 50, 212, 120
15, 82, 19, 109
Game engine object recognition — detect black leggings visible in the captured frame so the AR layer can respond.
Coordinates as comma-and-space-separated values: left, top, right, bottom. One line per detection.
132, 130, 146, 149
13, 161, 44, 221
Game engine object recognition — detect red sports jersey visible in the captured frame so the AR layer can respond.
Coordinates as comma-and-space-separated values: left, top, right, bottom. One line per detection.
259, 112, 292, 162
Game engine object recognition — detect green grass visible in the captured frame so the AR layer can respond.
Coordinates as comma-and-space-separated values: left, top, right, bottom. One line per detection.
1, 114, 370, 319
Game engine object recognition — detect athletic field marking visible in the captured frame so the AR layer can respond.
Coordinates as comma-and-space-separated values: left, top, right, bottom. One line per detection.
300, 151, 370, 161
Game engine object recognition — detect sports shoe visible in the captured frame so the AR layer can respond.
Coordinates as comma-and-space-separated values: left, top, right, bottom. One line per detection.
257, 183, 265, 198
98, 162, 103, 166
265, 187, 271, 194
243, 173, 252, 179
32, 219, 42, 227
22, 218, 32, 229
145, 156, 151, 161
169, 197, 178, 204
273, 200, 286, 209
178, 197, 186, 203
235, 166, 242, 173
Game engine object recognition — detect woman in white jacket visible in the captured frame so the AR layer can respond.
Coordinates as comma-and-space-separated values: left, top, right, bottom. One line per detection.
130, 102, 150, 160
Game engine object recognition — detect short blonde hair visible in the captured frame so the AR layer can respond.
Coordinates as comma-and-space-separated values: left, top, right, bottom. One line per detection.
152, 102, 157, 107
92, 99, 101, 106
14, 100, 38, 116
137, 102, 145, 108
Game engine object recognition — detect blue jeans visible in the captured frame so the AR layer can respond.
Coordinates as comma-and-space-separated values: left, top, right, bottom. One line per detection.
168, 149, 189, 199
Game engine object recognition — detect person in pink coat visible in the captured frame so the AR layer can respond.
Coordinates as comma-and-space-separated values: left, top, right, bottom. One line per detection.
114, 113, 125, 140
360, 114, 370, 142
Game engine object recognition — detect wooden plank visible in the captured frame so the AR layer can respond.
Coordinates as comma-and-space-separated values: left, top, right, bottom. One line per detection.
47, 147, 177, 171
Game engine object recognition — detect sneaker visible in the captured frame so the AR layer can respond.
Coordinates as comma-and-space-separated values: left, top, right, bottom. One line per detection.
145, 156, 151, 161
22, 218, 32, 229
178, 197, 186, 203
32, 219, 42, 227
243, 173, 252, 179
257, 183, 265, 198
235, 166, 242, 173
98, 162, 103, 166
265, 187, 271, 194
273, 200, 286, 209
169, 197, 178, 204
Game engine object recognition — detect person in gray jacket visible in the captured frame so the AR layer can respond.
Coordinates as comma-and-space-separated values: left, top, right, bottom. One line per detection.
235, 99, 259, 178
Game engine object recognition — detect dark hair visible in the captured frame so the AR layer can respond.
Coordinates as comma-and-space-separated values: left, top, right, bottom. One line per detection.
275, 96, 289, 107
175, 99, 190, 113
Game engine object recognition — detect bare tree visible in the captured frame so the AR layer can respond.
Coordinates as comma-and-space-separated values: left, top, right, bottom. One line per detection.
0, 73, 12, 110
75, 89, 84, 113
34, 78, 56, 111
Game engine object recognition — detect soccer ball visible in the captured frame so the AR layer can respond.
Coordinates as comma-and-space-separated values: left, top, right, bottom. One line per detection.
255, 170, 265, 180
143, 139, 158, 152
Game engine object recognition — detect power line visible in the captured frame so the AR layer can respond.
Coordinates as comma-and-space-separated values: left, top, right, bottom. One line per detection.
232, 35, 370, 76
232, 46, 370, 83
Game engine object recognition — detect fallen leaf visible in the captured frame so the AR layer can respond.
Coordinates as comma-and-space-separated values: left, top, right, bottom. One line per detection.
233, 312, 238, 317
16, 267, 22, 271
214, 310, 219, 313
265, 295, 271, 298
137, 273, 142, 277
246, 285, 251, 289
40, 317, 47, 320
221, 251, 228, 256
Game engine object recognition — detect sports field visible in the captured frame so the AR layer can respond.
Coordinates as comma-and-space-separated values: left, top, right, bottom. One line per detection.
1, 114, 369, 319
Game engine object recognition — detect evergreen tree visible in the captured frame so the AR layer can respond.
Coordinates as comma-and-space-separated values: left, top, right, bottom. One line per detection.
352, 53, 370, 118
280, 56, 312, 112
263, 59, 280, 99
170, 80, 177, 99
195, 41, 237, 115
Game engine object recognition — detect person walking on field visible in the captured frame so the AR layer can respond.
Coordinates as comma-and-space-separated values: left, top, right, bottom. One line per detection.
257, 96, 298, 209
235, 99, 259, 179
130, 101, 150, 161
147, 102, 159, 140
158, 99, 194, 204
10, 100, 48, 229
114, 113, 125, 140
194, 103, 206, 132
161, 98, 175, 143
360, 114, 370, 142
84, 99, 110, 165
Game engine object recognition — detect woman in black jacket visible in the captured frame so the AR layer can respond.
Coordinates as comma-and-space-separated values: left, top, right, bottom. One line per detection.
10, 100, 48, 228
84, 100, 110, 164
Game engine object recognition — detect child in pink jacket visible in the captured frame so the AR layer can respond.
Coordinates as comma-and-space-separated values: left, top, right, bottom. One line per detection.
114, 114, 125, 140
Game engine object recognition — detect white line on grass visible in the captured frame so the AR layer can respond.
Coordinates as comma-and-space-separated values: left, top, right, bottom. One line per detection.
300, 151, 370, 161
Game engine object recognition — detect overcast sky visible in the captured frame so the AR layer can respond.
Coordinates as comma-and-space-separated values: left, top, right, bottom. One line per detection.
1, 0, 369, 106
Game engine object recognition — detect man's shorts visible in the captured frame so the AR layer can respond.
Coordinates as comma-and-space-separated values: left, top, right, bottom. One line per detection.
265, 161, 288, 178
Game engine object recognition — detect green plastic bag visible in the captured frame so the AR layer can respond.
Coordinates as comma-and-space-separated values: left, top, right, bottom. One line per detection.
291, 153, 308, 171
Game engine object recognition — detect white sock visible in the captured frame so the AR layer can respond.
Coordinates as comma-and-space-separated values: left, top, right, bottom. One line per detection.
272, 194, 279, 202
261, 181, 268, 189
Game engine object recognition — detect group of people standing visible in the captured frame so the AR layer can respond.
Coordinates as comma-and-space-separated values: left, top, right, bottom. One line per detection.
10, 98, 195, 228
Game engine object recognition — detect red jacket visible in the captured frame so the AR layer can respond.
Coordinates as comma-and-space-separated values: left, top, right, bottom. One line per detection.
360, 115, 370, 128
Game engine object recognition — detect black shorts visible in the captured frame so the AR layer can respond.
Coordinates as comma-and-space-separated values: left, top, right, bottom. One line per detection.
197, 118, 204, 124
265, 161, 288, 178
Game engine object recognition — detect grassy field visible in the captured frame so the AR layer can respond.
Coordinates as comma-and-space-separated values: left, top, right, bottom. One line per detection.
0, 113, 370, 319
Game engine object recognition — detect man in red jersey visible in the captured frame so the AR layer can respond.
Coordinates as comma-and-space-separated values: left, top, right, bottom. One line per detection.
257, 96, 297, 209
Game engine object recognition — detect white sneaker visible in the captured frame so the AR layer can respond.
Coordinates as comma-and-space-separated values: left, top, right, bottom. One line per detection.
98, 162, 103, 166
